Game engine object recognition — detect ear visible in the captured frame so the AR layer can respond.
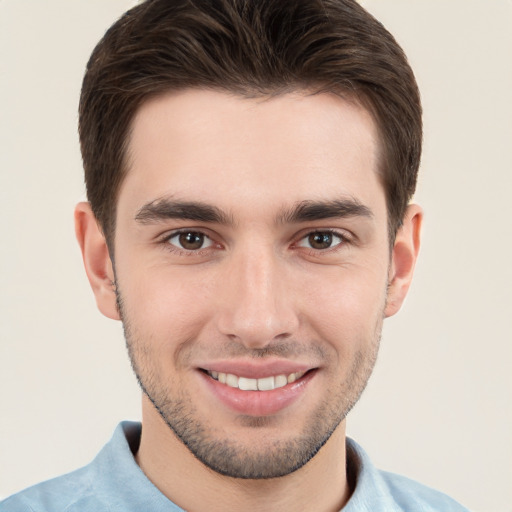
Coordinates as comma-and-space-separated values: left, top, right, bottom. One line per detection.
384, 204, 423, 318
74, 202, 120, 320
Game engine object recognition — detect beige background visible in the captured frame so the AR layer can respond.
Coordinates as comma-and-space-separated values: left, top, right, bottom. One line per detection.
1, 1, 511, 510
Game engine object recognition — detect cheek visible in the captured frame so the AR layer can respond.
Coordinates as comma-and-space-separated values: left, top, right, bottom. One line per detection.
298, 263, 388, 344
118, 263, 215, 346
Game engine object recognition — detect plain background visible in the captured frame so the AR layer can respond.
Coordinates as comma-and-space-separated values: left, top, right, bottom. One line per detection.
1, 1, 511, 510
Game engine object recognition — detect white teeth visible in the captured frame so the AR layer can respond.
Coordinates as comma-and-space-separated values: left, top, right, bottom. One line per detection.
208, 370, 306, 391
257, 376, 275, 391
238, 377, 258, 391
225, 373, 238, 388
274, 375, 288, 388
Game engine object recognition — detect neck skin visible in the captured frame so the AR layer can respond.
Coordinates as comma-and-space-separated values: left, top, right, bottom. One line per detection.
135, 395, 351, 512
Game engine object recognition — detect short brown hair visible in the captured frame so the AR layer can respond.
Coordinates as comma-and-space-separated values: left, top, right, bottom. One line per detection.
79, 0, 422, 247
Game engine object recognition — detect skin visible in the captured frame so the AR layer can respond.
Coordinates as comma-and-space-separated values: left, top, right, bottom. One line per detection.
75, 90, 422, 512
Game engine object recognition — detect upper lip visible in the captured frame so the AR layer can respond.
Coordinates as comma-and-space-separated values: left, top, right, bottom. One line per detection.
196, 359, 315, 379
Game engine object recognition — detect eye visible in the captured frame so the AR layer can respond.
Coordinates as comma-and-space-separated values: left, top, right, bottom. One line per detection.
166, 231, 213, 251
297, 231, 345, 250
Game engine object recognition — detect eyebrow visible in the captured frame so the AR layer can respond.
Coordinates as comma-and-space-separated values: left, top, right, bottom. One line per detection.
279, 198, 373, 224
134, 196, 373, 226
135, 199, 233, 225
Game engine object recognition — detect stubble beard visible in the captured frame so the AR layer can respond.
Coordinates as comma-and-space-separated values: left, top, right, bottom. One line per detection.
116, 287, 382, 480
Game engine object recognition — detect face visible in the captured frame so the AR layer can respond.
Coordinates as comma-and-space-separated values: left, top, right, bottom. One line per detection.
88, 90, 410, 479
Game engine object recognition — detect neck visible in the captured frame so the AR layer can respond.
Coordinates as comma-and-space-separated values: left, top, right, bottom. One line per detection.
135, 396, 351, 512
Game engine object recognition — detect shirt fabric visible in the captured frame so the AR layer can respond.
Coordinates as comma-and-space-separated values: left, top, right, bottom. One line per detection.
0, 421, 470, 512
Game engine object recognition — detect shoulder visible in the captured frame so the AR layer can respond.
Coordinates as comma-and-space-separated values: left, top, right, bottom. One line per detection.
0, 422, 142, 512
0, 422, 181, 512
0, 466, 106, 512
378, 470, 472, 512
345, 438, 472, 512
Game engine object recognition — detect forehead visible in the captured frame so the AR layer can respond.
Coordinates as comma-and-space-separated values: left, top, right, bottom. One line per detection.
120, 89, 384, 219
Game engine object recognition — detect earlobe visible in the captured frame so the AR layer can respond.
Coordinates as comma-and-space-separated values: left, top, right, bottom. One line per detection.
384, 204, 423, 318
74, 202, 120, 320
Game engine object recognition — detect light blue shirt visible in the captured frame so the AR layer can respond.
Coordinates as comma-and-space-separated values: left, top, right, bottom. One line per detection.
0, 422, 470, 511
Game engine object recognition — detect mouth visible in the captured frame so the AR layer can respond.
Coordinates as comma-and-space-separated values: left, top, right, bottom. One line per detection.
204, 369, 309, 391
197, 363, 318, 415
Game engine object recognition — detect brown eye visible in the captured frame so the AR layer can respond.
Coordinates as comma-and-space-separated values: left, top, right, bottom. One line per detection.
308, 232, 333, 249
167, 231, 213, 251
179, 232, 204, 250
298, 231, 344, 250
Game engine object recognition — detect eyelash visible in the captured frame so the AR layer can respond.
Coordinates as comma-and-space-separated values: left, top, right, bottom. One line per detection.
158, 228, 352, 256
295, 229, 351, 255
159, 229, 216, 256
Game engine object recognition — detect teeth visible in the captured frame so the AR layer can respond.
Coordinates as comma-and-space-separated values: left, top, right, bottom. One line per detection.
274, 375, 288, 388
208, 370, 306, 391
257, 376, 275, 391
226, 373, 238, 388
238, 377, 258, 391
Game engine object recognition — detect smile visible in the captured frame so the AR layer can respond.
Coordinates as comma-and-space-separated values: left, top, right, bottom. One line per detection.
206, 370, 307, 391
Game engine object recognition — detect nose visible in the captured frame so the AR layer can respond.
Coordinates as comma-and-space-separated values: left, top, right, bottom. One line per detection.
215, 247, 300, 350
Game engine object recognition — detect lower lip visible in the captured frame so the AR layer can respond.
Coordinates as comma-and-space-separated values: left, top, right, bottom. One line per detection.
199, 370, 316, 417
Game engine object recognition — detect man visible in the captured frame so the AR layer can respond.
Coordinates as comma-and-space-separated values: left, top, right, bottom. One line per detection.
1, 0, 470, 510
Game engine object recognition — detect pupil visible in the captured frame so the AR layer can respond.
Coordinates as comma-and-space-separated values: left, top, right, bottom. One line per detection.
179, 232, 203, 250
309, 232, 332, 249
